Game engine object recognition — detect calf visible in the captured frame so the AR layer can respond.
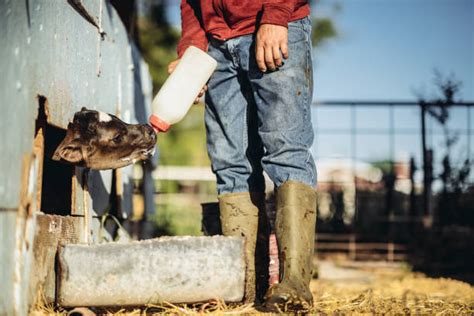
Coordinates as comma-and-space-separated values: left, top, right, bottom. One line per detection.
53, 107, 156, 170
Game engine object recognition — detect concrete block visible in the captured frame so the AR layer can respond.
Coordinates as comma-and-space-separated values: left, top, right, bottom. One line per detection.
57, 236, 245, 307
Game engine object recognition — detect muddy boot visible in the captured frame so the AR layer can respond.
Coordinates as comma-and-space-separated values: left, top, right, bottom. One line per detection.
219, 192, 268, 304
264, 181, 317, 312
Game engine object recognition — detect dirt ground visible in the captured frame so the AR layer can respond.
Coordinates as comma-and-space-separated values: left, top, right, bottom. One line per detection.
32, 260, 473, 315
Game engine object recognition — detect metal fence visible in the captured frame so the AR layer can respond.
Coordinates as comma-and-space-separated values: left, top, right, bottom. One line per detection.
311, 101, 474, 238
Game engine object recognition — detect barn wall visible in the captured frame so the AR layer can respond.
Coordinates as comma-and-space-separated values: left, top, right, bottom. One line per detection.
0, 0, 153, 314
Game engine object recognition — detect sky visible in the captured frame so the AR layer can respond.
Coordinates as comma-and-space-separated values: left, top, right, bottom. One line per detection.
312, 0, 473, 101
164, 0, 473, 182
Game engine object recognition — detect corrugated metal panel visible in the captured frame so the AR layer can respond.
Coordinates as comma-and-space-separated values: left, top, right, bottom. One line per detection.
0, 0, 35, 210
0, 0, 150, 209
0, 210, 17, 315
0, 0, 154, 314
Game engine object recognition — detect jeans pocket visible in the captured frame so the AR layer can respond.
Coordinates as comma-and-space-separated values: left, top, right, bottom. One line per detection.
288, 17, 311, 43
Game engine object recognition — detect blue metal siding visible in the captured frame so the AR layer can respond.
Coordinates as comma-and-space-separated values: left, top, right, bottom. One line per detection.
0, 0, 153, 314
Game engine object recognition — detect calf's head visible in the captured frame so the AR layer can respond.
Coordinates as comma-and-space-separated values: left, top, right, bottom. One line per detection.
53, 107, 157, 170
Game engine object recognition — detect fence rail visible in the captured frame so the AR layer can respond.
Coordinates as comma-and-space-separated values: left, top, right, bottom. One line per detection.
316, 233, 408, 262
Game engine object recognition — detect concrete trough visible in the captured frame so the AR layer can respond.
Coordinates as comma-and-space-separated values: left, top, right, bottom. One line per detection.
57, 236, 245, 307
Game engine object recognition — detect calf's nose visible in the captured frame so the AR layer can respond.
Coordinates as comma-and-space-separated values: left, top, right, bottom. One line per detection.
143, 124, 157, 141
146, 125, 155, 137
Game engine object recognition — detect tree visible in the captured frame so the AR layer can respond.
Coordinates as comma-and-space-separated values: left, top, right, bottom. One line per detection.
418, 71, 472, 226
138, 0, 180, 92
310, 0, 339, 47
138, 0, 209, 166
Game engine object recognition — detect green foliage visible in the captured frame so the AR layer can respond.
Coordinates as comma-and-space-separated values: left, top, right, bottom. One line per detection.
137, 2, 209, 166
137, 1, 180, 92
312, 18, 338, 47
310, 0, 340, 47
372, 160, 394, 175
153, 202, 203, 236
157, 105, 210, 166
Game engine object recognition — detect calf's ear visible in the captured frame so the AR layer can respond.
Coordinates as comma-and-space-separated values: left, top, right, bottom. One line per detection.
52, 137, 84, 164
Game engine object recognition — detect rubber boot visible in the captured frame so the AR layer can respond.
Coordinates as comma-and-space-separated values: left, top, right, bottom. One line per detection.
263, 181, 317, 312
219, 192, 269, 304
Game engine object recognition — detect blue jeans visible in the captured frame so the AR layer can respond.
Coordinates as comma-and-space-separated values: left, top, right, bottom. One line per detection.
205, 17, 316, 195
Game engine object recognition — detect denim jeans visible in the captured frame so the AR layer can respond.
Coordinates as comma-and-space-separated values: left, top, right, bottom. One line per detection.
205, 17, 316, 195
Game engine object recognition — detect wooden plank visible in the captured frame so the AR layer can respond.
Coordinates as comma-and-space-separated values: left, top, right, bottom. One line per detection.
317, 233, 355, 241
355, 253, 408, 261
28, 215, 82, 305
316, 242, 407, 251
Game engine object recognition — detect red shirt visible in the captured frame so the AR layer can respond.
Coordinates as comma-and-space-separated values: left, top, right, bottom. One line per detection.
177, 0, 310, 57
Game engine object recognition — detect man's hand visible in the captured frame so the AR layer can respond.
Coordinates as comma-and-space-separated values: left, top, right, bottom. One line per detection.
168, 58, 207, 104
255, 24, 289, 72
167, 59, 180, 74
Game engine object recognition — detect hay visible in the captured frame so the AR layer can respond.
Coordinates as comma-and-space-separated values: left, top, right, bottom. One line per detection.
311, 271, 474, 315
132, 301, 255, 315
29, 289, 65, 316
31, 300, 257, 315
30, 267, 474, 315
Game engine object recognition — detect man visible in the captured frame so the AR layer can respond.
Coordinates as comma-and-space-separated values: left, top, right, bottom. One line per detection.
169, 0, 317, 311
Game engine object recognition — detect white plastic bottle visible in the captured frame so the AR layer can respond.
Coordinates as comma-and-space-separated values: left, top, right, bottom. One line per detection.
149, 46, 218, 133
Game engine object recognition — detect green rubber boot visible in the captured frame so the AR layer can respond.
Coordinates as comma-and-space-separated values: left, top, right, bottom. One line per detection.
219, 192, 269, 304
263, 181, 317, 312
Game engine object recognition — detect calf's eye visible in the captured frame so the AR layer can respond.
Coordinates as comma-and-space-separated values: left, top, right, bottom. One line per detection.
112, 134, 122, 143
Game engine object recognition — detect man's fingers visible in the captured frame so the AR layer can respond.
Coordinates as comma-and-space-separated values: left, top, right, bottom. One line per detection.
255, 24, 288, 73
198, 85, 207, 96
194, 85, 208, 104
194, 92, 202, 104
168, 59, 179, 74
256, 45, 266, 72
273, 45, 282, 67
167, 63, 175, 74
281, 41, 289, 59
264, 46, 276, 71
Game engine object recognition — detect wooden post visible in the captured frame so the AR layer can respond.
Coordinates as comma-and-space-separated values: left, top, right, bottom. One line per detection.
420, 102, 433, 227
387, 242, 395, 262
349, 234, 356, 260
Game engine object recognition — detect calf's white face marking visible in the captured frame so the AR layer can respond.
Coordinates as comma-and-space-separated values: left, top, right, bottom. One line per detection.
98, 111, 112, 122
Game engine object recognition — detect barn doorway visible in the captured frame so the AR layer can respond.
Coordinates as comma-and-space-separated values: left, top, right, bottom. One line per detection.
35, 95, 73, 215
